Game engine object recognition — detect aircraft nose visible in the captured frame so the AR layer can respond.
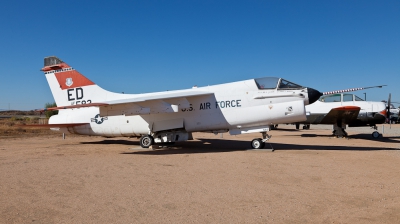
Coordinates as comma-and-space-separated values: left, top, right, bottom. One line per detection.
307, 88, 323, 104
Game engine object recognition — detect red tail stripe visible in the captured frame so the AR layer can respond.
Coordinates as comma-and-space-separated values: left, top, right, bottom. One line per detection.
55, 70, 95, 90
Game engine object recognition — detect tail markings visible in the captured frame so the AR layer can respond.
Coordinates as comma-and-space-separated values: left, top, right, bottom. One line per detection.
42, 63, 95, 90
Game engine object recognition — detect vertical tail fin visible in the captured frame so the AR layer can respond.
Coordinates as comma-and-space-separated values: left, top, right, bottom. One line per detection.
42, 56, 117, 107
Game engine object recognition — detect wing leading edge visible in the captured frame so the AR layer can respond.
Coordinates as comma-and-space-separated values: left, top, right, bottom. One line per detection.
45, 90, 214, 116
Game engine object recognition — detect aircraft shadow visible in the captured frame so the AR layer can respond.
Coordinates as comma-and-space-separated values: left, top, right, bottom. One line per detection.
273, 142, 398, 151
119, 138, 399, 155
273, 128, 301, 132
80, 139, 140, 146
299, 133, 400, 143
121, 138, 249, 155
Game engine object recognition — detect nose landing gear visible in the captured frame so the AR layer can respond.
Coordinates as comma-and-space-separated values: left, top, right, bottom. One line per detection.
250, 132, 272, 149
371, 125, 381, 138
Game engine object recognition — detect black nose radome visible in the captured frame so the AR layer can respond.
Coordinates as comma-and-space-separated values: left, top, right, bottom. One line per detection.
307, 88, 323, 104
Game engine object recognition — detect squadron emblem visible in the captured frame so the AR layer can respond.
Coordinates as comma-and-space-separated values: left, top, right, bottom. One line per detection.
66, 78, 73, 87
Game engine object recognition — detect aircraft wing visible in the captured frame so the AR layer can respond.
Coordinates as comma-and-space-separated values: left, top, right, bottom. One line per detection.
46, 90, 214, 116
104, 90, 213, 105
320, 106, 360, 124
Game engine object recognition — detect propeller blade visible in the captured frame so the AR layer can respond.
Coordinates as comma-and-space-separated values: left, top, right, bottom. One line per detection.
387, 93, 391, 119
323, 85, 387, 95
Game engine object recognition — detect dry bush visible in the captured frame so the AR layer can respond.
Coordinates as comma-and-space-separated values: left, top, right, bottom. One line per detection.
0, 118, 61, 138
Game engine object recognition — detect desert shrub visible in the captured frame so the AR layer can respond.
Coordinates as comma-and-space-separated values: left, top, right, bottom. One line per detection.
5, 121, 15, 127
31, 117, 40, 124
10, 117, 23, 121
16, 127, 26, 132
45, 102, 58, 118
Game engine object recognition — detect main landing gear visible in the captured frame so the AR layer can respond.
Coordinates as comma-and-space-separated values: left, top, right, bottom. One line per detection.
333, 124, 382, 139
332, 123, 348, 138
139, 135, 154, 148
371, 125, 381, 138
295, 123, 310, 130
251, 132, 271, 149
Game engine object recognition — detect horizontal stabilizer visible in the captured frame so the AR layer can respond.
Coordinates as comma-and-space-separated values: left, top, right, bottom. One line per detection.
19, 123, 89, 128
44, 103, 108, 111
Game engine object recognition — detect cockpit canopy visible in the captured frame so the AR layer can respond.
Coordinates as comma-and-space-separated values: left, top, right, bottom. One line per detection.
254, 77, 303, 90
319, 93, 365, 102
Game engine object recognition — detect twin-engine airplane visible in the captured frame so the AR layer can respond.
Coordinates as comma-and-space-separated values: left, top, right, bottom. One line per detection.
36, 56, 322, 149
294, 86, 389, 138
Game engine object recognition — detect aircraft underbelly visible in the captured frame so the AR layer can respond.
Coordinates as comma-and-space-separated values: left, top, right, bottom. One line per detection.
306, 114, 327, 124
223, 100, 306, 127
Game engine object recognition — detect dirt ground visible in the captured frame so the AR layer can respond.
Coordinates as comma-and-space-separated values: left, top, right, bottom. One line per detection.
1, 125, 400, 223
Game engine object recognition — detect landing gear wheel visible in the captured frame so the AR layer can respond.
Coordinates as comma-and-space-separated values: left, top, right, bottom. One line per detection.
372, 131, 380, 138
302, 124, 310, 130
140, 135, 154, 148
251, 138, 264, 149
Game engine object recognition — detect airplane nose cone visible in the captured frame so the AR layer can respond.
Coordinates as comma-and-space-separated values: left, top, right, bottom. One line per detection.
307, 88, 323, 104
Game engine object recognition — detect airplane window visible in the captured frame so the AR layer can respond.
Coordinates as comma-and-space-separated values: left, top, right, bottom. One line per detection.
278, 79, 303, 89
320, 94, 341, 102
343, 94, 353, 102
355, 95, 364, 101
254, 77, 280, 89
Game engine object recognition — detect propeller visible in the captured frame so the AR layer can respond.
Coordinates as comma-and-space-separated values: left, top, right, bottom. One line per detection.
323, 85, 387, 95
386, 93, 391, 120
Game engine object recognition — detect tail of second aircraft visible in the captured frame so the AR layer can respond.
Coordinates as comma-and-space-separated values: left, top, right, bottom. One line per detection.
42, 56, 123, 107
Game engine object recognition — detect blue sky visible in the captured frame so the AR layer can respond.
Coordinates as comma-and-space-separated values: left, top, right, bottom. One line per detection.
0, 0, 399, 110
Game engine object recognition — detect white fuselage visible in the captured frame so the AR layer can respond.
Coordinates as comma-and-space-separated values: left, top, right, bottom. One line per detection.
50, 79, 308, 137
306, 100, 386, 116
304, 93, 386, 125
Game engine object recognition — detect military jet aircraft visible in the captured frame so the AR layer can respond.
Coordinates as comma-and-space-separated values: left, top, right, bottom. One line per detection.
32, 56, 322, 149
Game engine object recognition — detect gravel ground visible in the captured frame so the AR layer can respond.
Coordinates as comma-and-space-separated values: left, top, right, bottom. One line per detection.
1, 125, 400, 223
